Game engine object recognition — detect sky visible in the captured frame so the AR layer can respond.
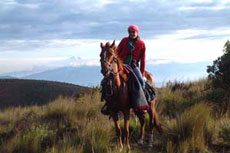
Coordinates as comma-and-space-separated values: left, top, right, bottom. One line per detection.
0, 0, 230, 74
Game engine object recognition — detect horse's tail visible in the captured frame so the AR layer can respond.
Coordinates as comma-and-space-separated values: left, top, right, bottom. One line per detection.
144, 71, 155, 88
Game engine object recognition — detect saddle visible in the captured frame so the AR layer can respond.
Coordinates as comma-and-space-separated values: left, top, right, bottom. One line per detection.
100, 65, 156, 109
123, 65, 156, 103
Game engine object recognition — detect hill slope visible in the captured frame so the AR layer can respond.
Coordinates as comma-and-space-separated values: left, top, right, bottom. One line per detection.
0, 79, 90, 109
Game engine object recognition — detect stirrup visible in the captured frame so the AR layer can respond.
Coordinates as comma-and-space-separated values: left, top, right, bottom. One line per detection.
101, 105, 110, 115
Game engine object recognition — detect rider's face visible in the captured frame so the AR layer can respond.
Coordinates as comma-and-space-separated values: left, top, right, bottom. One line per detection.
128, 30, 138, 39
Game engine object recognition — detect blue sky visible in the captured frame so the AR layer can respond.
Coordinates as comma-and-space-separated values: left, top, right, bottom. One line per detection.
0, 0, 230, 73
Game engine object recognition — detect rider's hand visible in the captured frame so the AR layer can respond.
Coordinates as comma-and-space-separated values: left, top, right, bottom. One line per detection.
143, 76, 147, 82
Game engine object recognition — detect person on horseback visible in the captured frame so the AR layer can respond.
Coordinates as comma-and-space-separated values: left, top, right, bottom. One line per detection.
117, 24, 146, 89
100, 27, 162, 147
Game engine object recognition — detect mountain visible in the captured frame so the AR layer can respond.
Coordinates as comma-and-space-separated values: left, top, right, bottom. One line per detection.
0, 75, 16, 79
146, 61, 211, 86
0, 79, 90, 109
3, 56, 100, 78
24, 66, 103, 87
23, 62, 211, 87
5, 66, 58, 78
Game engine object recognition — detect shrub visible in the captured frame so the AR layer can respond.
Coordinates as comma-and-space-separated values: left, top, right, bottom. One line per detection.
164, 103, 215, 152
207, 40, 230, 90
219, 120, 230, 143
2, 124, 56, 153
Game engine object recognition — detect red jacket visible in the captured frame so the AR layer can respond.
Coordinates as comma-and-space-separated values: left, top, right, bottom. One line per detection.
117, 37, 146, 76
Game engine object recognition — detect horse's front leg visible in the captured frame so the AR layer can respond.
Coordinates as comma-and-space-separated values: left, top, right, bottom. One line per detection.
136, 112, 146, 145
111, 112, 123, 150
123, 110, 131, 152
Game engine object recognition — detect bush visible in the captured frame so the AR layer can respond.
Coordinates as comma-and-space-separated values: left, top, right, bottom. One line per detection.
164, 103, 215, 152
2, 124, 56, 153
219, 120, 230, 144
207, 40, 230, 90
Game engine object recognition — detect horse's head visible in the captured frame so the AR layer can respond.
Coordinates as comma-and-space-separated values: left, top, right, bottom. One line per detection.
100, 40, 117, 76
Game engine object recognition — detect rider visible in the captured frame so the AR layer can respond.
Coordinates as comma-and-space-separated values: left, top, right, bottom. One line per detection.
117, 24, 146, 89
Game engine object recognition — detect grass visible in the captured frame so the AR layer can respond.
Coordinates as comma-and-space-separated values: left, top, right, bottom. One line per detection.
0, 79, 229, 153
0, 89, 117, 153
163, 103, 215, 152
219, 118, 230, 144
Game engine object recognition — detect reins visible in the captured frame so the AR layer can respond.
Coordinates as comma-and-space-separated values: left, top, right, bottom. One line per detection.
100, 47, 123, 98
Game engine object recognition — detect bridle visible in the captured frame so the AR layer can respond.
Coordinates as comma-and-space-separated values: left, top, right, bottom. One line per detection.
100, 45, 120, 97
100, 46, 119, 77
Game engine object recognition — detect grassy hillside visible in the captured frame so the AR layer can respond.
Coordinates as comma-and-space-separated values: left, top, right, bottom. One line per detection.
0, 79, 90, 109
0, 79, 229, 153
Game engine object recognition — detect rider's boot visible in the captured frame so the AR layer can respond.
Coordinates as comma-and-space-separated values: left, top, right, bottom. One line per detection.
101, 103, 110, 115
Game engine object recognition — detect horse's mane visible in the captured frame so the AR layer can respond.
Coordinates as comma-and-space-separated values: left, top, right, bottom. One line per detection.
113, 47, 128, 81
103, 41, 128, 81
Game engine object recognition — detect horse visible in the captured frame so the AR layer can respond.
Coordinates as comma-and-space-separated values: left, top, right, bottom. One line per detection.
100, 41, 162, 152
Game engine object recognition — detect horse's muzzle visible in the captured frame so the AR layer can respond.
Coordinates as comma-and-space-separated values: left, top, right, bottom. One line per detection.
101, 69, 109, 76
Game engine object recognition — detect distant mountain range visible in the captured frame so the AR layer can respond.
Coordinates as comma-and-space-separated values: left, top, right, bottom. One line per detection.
146, 62, 211, 86
0, 76, 17, 79
19, 62, 210, 87
0, 56, 212, 87
24, 66, 102, 87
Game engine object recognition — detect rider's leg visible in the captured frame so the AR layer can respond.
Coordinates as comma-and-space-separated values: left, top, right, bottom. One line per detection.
132, 66, 145, 89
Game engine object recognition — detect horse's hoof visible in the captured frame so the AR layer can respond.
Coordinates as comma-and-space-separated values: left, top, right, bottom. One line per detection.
147, 139, 153, 148
137, 139, 144, 145
147, 142, 153, 148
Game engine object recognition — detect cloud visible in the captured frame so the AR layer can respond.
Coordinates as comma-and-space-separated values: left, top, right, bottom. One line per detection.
144, 28, 229, 63
179, 0, 230, 10
0, 38, 107, 61
0, 0, 229, 74
0, 0, 229, 41
0, 39, 76, 52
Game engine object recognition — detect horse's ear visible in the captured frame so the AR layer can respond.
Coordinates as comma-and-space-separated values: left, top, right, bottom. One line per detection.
106, 42, 110, 47
111, 40, 115, 48
100, 42, 105, 48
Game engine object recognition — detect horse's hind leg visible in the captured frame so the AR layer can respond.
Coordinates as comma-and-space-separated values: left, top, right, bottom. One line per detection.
151, 100, 163, 134
136, 112, 146, 145
111, 112, 123, 150
148, 100, 163, 147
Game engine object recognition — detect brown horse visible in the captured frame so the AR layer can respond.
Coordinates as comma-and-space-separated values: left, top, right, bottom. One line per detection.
100, 41, 162, 151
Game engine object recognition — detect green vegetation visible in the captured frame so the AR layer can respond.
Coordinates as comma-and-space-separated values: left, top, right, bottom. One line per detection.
0, 90, 116, 153
207, 40, 230, 90
207, 40, 230, 115
0, 79, 229, 153
156, 79, 229, 153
